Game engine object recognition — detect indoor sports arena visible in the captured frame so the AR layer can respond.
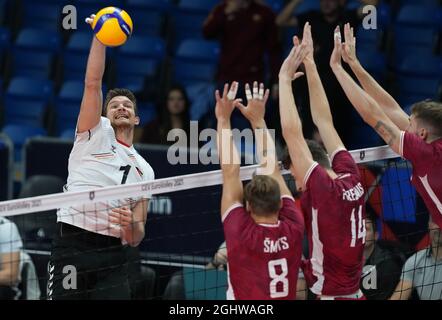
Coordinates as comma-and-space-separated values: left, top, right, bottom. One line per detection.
0, 0, 441, 304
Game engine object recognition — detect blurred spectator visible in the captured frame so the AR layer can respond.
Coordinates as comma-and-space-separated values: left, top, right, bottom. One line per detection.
277, 1, 378, 62
276, 0, 378, 147
360, 210, 408, 300
203, 0, 281, 88
390, 216, 442, 300
203, 0, 282, 131
140, 85, 190, 145
0, 217, 23, 300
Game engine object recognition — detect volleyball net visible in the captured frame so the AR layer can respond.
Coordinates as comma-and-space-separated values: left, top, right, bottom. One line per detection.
0, 145, 436, 300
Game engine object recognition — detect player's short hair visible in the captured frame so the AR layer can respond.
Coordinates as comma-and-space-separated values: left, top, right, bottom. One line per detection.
282, 139, 331, 170
410, 100, 442, 137
103, 88, 137, 116
244, 175, 281, 215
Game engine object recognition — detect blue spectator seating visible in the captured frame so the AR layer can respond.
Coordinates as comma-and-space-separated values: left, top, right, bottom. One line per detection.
55, 80, 83, 133
175, 39, 220, 64
137, 103, 157, 126
381, 165, 417, 223
12, 29, 61, 79
183, 267, 227, 300
20, 1, 63, 31
4, 77, 53, 127
2, 124, 47, 161
115, 35, 165, 89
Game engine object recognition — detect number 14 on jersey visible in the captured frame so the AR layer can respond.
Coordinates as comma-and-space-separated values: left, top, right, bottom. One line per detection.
350, 205, 366, 247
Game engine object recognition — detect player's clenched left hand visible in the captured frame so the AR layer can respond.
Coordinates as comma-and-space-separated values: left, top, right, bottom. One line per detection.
236, 82, 270, 128
215, 81, 242, 121
109, 206, 133, 228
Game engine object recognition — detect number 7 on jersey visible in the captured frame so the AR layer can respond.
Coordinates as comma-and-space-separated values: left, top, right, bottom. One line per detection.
119, 165, 131, 184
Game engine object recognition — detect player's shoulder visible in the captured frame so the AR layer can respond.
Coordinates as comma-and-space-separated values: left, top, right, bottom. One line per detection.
433, 137, 442, 157
0, 216, 9, 227
0, 217, 18, 235
402, 131, 442, 161
74, 116, 112, 143
133, 149, 155, 177
280, 195, 299, 212
281, 195, 296, 204
330, 147, 354, 163
222, 202, 246, 223
405, 248, 429, 269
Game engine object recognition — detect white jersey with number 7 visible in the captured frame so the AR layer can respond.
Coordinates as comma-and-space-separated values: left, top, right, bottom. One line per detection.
57, 117, 155, 239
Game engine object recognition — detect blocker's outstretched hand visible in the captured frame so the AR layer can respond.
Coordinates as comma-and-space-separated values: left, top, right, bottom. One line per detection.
215, 81, 242, 121
341, 23, 358, 66
236, 82, 270, 129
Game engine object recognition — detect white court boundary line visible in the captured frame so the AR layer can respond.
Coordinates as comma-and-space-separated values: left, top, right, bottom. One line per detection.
0, 145, 399, 217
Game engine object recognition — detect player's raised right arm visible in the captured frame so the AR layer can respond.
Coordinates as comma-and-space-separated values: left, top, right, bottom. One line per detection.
279, 34, 315, 188
236, 82, 292, 197
331, 26, 402, 155
77, 15, 105, 133
302, 22, 345, 156
216, 82, 244, 216
341, 23, 409, 131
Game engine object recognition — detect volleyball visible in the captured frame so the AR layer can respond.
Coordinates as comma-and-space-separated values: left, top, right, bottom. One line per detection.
91, 7, 133, 47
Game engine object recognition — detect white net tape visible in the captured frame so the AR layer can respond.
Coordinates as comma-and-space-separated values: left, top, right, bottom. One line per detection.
0, 145, 399, 218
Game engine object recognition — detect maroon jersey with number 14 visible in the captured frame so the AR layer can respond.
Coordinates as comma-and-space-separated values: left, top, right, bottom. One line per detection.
301, 149, 366, 297
222, 196, 304, 300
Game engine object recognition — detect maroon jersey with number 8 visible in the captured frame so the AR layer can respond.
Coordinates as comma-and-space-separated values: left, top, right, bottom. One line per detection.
222, 196, 304, 300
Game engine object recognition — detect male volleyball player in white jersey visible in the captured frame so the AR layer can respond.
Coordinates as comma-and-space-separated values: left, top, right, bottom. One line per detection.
48, 15, 154, 300
216, 82, 304, 300
279, 23, 366, 299
331, 23, 442, 230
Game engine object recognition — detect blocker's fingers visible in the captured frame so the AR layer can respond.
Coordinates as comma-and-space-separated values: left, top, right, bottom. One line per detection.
258, 83, 264, 100
227, 82, 238, 100
252, 81, 259, 99
235, 102, 247, 110
222, 83, 229, 99
334, 26, 341, 46
245, 83, 253, 102
215, 90, 221, 102
263, 88, 270, 104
